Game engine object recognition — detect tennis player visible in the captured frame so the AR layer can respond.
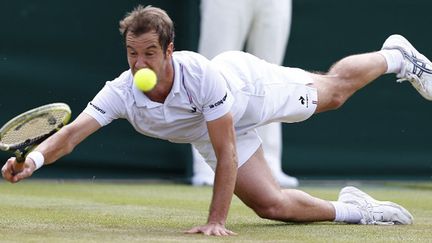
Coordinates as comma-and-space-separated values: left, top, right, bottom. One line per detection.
3, 5, 431, 236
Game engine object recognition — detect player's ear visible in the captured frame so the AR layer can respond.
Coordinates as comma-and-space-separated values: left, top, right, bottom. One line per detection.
165, 42, 174, 57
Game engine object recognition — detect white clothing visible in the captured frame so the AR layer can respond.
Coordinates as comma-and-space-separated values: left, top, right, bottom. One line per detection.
85, 51, 233, 143
199, 0, 292, 64
84, 51, 317, 169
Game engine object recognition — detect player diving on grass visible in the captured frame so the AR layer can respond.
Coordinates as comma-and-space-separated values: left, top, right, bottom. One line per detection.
3, 5, 431, 236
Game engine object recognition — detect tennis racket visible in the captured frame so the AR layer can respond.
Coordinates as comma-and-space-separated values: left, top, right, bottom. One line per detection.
0, 103, 71, 172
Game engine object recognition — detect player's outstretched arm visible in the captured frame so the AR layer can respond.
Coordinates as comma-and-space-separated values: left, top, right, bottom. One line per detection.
1, 113, 101, 183
185, 112, 238, 236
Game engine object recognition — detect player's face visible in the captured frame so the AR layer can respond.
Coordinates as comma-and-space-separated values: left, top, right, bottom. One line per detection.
125, 30, 173, 79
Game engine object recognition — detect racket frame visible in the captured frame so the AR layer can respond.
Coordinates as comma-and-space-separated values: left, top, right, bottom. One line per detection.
0, 103, 71, 162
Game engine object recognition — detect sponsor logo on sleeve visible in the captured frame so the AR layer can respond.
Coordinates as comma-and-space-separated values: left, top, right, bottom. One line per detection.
299, 95, 310, 108
89, 102, 106, 114
209, 93, 227, 109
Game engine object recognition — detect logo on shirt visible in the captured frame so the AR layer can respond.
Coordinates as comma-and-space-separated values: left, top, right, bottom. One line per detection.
209, 93, 227, 109
190, 106, 197, 113
89, 102, 106, 114
299, 95, 309, 108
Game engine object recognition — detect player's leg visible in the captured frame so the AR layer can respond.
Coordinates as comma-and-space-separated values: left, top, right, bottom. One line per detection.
312, 35, 432, 113
198, 0, 252, 59
234, 146, 335, 222
256, 124, 298, 188
235, 146, 413, 224
310, 52, 388, 113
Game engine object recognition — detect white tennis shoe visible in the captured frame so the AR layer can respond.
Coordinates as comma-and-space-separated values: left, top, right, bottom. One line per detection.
382, 34, 432, 100
338, 186, 413, 225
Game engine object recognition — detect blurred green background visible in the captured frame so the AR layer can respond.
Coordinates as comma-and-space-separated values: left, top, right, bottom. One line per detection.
0, 0, 431, 180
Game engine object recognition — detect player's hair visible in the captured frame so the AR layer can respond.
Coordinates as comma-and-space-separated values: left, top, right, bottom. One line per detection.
119, 5, 175, 53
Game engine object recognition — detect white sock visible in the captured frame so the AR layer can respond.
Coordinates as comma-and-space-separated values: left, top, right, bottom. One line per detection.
378, 49, 404, 74
331, 201, 362, 224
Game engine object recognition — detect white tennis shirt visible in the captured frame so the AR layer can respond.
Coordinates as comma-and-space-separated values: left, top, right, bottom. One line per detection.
84, 51, 317, 167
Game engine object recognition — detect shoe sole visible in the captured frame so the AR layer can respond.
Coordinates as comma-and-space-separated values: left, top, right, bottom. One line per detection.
339, 186, 414, 225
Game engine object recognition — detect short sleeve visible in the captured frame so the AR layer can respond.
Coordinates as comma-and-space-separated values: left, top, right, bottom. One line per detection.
83, 82, 125, 126
201, 63, 234, 121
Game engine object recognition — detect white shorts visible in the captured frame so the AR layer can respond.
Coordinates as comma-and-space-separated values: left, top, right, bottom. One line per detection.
192, 129, 262, 171
232, 67, 318, 131
196, 52, 318, 170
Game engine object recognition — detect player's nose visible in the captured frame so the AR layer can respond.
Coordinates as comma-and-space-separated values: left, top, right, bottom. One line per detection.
134, 56, 148, 70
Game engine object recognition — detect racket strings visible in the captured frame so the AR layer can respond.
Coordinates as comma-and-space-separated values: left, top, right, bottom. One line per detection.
0, 110, 68, 145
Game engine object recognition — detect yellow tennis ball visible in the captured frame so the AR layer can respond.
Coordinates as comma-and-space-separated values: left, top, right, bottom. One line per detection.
134, 68, 157, 92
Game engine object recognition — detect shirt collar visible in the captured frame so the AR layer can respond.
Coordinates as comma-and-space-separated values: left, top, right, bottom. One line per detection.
131, 57, 181, 108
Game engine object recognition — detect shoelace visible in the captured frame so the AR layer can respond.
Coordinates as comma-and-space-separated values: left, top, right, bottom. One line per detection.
397, 73, 426, 92
359, 202, 395, 225
396, 51, 431, 92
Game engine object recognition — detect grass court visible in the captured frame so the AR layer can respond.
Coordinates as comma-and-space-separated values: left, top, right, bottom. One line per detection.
0, 180, 431, 242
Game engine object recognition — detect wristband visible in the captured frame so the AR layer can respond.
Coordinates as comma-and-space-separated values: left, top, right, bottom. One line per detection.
26, 151, 45, 170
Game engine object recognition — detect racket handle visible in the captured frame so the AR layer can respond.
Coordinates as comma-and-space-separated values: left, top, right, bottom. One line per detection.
13, 154, 26, 174
13, 161, 25, 174
16, 154, 25, 163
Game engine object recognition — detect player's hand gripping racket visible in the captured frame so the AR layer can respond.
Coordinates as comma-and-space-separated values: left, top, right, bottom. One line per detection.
0, 103, 71, 173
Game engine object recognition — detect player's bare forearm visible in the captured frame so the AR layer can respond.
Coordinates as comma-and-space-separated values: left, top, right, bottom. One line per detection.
206, 113, 237, 225
186, 113, 238, 236
35, 113, 101, 165
208, 150, 237, 225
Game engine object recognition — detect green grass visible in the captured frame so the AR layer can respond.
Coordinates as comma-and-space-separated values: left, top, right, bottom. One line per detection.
0, 181, 431, 242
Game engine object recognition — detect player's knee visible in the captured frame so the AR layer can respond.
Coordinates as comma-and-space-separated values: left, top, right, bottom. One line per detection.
318, 91, 346, 112
255, 205, 282, 220
253, 198, 293, 220
326, 58, 361, 108
313, 75, 350, 112
327, 93, 346, 110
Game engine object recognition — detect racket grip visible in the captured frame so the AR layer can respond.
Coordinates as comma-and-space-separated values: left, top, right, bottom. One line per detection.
13, 160, 25, 174
16, 155, 25, 163
13, 154, 26, 173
